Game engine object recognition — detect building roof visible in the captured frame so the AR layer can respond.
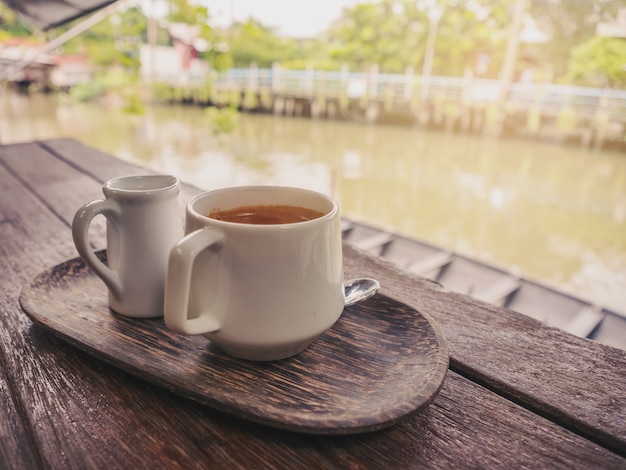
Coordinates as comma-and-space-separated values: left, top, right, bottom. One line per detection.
1, 0, 117, 30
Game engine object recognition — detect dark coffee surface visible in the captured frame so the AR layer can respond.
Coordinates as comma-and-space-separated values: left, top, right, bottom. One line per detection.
208, 204, 324, 225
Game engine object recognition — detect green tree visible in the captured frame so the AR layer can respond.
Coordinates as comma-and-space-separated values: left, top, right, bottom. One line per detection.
567, 36, 626, 87
168, 0, 210, 24
528, 0, 625, 80
0, 3, 35, 39
327, 0, 511, 76
227, 19, 295, 67
281, 38, 335, 70
328, 1, 427, 73
167, 0, 232, 70
433, 1, 509, 77
60, 6, 147, 70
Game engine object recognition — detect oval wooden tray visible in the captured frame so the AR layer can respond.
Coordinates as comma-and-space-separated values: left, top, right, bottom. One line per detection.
20, 251, 449, 434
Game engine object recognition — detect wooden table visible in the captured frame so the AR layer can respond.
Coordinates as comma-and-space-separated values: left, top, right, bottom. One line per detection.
1, 138, 625, 469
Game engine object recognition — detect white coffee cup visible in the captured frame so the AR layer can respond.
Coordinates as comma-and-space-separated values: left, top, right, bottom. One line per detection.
72, 175, 183, 318
164, 186, 345, 361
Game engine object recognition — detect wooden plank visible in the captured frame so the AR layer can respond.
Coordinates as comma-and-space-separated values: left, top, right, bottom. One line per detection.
0, 146, 212, 467
38, 138, 201, 204
1, 142, 108, 231
0, 160, 41, 468
0, 141, 191, 252
472, 276, 521, 304
342, 244, 626, 456
21, 260, 449, 435
1, 140, 624, 467
407, 251, 452, 276
349, 232, 393, 252
563, 307, 605, 338
15, 140, 626, 454
36, 138, 150, 184
0, 371, 40, 469
1, 184, 623, 470
341, 219, 354, 234
31, 140, 626, 454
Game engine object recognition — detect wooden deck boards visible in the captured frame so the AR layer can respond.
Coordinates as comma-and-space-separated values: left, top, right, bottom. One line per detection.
341, 215, 626, 351
1, 139, 624, 468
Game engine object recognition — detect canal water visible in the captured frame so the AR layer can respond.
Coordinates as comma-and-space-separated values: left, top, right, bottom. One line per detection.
2, 90, 625, 313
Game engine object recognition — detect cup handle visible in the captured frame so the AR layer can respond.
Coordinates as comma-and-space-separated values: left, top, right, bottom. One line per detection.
164, 227, 224, 335
71, 199, 123, 299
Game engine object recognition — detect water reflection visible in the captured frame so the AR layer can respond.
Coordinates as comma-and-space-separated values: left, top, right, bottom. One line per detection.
1, 90, 625, 312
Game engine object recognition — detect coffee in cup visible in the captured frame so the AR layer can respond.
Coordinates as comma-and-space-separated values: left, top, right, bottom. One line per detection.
164, 186, 345, 361
207, 204, 324, 225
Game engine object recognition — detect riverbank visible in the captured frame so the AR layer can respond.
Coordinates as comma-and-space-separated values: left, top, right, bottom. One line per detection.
143, 67, 626, 151
7, 66, 626, 151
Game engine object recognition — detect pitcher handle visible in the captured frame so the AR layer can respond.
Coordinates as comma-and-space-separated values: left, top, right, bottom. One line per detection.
72, 199, 123, 299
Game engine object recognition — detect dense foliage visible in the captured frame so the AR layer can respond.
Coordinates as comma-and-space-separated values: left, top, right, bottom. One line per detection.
567, 36, 626, 87
528, 0, 622, 80
58, 6, 149, 70
1, 0, 625, 87
327, 0, 510, 76
0, 3, 30, 38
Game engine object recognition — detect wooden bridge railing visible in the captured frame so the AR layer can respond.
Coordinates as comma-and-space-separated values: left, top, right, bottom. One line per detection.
152, 65, 626, 147
208, 66, 626, 118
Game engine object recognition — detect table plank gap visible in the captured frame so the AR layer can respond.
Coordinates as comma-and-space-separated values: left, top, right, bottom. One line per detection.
448, 357, 625, 458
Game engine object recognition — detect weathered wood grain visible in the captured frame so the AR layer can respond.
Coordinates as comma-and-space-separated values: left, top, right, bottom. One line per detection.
38, 138, 201, 205
1, 142, 106, 225
20, 252, 449, 434
0, 150, 217, 468
342, 245, 626, 455
1, 140, 624, 469
0, 317, 40, 469
37, 138, 626, 457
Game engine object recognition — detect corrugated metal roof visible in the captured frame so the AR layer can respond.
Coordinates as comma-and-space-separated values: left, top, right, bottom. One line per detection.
1, 0, 117, 30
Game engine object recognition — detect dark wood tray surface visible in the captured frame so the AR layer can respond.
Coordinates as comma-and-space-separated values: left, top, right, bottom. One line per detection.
19, 251, 449, 434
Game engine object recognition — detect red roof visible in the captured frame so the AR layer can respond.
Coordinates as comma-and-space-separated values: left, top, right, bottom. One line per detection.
53, 55, 90, 65
0, 37, 43, 47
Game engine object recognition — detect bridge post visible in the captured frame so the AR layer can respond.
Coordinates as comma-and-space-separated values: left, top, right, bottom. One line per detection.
304, 63, 314, 97
248, 63, 258, 91
271, 62, 281, 92
403, 67, 414, 103
368, 64, 379, 98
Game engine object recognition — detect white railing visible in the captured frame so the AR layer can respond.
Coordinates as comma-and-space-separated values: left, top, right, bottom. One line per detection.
202, 67, 626, 118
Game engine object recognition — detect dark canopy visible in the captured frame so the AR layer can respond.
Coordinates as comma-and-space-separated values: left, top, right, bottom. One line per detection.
1, 0, 117, 30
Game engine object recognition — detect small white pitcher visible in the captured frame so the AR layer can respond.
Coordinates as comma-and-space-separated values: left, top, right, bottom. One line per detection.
72, 175, 183, 318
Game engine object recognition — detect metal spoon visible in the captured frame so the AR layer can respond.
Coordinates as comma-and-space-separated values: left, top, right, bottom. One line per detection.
344, 278, 380, 307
